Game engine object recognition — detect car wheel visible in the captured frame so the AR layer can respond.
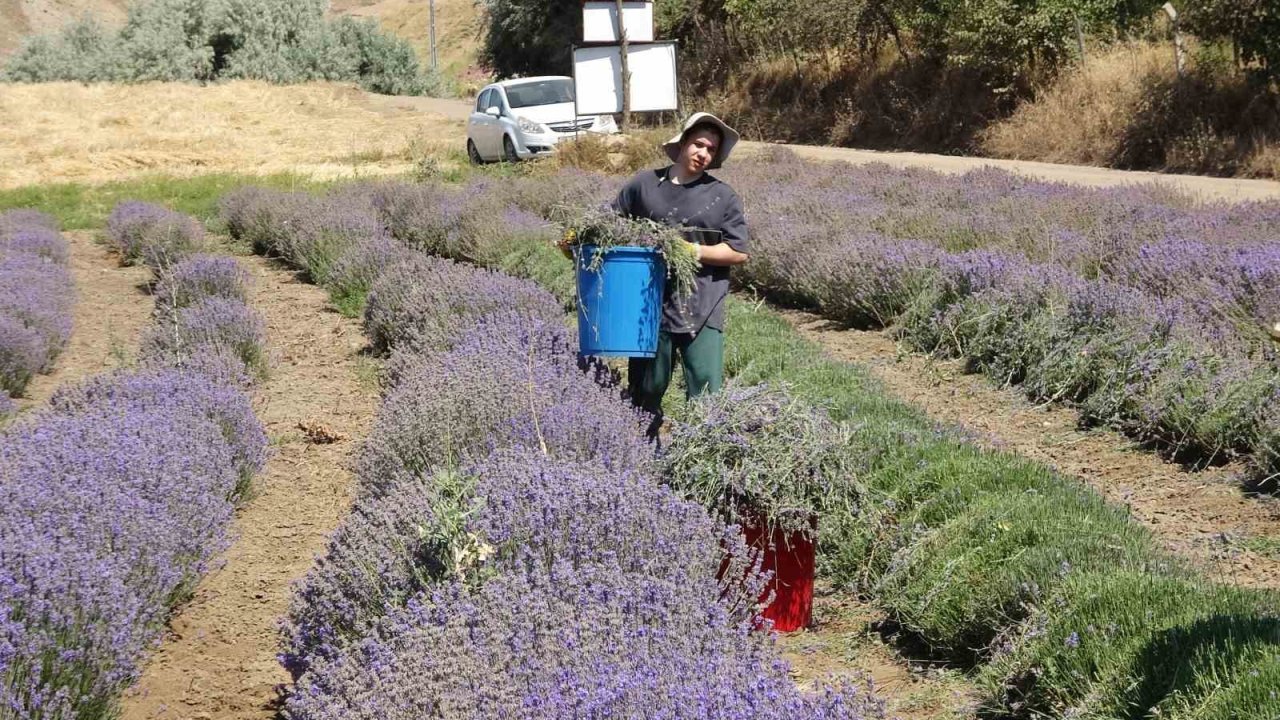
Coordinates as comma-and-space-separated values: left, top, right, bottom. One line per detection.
502, 135, 520, 163
467, 139, 483, 165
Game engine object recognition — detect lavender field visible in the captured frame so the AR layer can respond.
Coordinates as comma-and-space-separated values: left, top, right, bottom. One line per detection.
0, 210, 73, 403
3, 150, 1278, 719
720, 150, 1280, 484
221, 168, 1279, 720
0, 206, 268, 718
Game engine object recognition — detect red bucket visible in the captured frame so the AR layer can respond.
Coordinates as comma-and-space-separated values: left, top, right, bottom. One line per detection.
742, 518, 816, 633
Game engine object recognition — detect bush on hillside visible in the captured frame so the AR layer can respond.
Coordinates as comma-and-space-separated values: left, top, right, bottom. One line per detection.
0, 0, 448, 96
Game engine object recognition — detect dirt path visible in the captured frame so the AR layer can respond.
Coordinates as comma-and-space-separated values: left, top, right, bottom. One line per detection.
15, 230, 152, 411
778, 593, 976, 720
737, 141, 1280, 203
778, 308, 1280, 590
119, 255, 378, 720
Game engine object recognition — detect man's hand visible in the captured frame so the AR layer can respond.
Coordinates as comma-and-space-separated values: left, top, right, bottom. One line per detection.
695, 242, 749, 267
555, 229, 576, 260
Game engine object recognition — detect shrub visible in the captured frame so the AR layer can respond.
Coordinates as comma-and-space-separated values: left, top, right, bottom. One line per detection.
355, 314, 651, 498
141, 296, 268, 379
48, 365, 269, 493
0, 404, 241, 720
154, 254, 253, 314
983, 570, 1280, 718
361, 254, 563, 356
105, 201, 205, 271
1, 0, 443, 96
0, 252, 75, 394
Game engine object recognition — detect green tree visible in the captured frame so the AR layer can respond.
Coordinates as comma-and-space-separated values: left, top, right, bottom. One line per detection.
478, 0, 581, 77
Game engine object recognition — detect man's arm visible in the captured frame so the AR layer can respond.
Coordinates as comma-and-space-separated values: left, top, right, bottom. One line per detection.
695, 241, 749, 266
696, 189, 749, 267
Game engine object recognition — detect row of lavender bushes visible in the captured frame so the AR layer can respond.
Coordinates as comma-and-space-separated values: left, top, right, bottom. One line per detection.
219, 187, 883, 719
714, 150, 1280, 488
0, 204, 269, 719
310, 158, 1280, 487
0, 210, 74, 410
218, 177, 1280, 718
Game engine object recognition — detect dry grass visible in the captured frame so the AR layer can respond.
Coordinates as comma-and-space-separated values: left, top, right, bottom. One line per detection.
979, 43, 1170, 166
550, 128, 670, 175
0, 81, 471, 189
981, 41, 1280, 178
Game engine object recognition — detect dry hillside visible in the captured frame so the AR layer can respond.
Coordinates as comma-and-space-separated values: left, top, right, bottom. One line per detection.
0, 0, 128, 56
0, 0, 483, 80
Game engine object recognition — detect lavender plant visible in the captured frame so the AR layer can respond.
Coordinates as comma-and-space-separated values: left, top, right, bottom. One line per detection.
286, 557, 881, 720
48, 364, 269, 492
0, 216, 74, 397
153, 253, 253, 314
141, 296, 269, 379
0, 227, 70, 265
105, 201, 205, 271
0, 404, 242, 720
355, 317, 651, 497
361, 254, 564, 356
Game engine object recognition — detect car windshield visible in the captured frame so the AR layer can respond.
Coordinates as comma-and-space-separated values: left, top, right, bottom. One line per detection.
504, 80, 574, 109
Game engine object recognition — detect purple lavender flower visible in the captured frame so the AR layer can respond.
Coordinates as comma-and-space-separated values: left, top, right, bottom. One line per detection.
0, 248, 75, 394
0, 227, 69, 265
0, 404, 242, 718
140, 297, 268, 380
362, 254, 564, 356
153, 254, 253, 314
106, 201, 205, 271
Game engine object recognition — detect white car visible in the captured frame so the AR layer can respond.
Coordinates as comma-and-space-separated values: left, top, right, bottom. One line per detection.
466, 76, 618, 163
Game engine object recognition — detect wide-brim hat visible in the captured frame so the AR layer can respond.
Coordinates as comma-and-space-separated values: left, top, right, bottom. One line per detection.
662, 112, 740, 170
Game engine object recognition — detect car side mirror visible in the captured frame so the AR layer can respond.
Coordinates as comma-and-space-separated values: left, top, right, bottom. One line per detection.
485, 106, 501, 117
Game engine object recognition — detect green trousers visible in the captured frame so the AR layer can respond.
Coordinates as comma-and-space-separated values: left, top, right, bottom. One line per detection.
628, 329, 724, 433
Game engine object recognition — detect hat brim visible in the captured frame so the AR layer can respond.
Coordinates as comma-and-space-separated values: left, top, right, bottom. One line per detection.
663, 113, 739, 170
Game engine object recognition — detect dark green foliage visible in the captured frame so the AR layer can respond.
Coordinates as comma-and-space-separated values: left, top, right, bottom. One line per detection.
1185, 0, 1280, 83
1, 0, 446, 96
478, 0, 580, 78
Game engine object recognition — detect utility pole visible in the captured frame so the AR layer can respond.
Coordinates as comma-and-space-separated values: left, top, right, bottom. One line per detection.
1073, 14, 1086, 62
616, 0, 630, 133
429, 0, 438, 70
1162, 2, 1185, 77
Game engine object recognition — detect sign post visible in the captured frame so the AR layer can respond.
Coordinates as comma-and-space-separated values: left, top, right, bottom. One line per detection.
575, 1, 676, 130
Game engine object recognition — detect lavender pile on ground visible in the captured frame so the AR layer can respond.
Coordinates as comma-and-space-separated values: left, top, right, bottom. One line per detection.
0, 209, 73, 397
105, 201, 205, 273
0, 245, 268, 719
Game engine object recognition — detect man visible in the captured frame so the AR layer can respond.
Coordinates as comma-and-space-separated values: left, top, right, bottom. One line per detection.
612, 112, 750, 433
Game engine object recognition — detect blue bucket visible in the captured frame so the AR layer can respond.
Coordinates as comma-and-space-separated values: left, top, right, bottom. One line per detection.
575, 245, 665, 358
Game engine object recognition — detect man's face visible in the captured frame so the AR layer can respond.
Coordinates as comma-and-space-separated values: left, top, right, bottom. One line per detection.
679, 128, 720, 174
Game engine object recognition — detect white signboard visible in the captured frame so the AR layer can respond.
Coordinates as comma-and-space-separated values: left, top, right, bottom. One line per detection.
573, 42, 677, 114
582, 1, 654, 43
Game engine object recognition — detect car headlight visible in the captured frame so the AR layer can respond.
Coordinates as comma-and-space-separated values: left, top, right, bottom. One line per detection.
517, 116, 546, 134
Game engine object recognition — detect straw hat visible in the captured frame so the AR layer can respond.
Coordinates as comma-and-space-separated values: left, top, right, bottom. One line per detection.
662, 112, 740, 170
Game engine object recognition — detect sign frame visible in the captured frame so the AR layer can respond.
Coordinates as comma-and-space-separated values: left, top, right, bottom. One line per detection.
572, 41, 679, 116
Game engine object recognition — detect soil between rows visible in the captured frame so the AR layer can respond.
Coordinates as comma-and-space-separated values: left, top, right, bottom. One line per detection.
117, 253, 379, 720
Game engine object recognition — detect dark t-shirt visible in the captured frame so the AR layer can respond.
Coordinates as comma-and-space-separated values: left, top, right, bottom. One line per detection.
611, 167, 750, 334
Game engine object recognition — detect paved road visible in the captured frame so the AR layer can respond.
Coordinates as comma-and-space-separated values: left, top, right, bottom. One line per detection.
743, 142, 1280, 204
378, 93, 1280, 204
